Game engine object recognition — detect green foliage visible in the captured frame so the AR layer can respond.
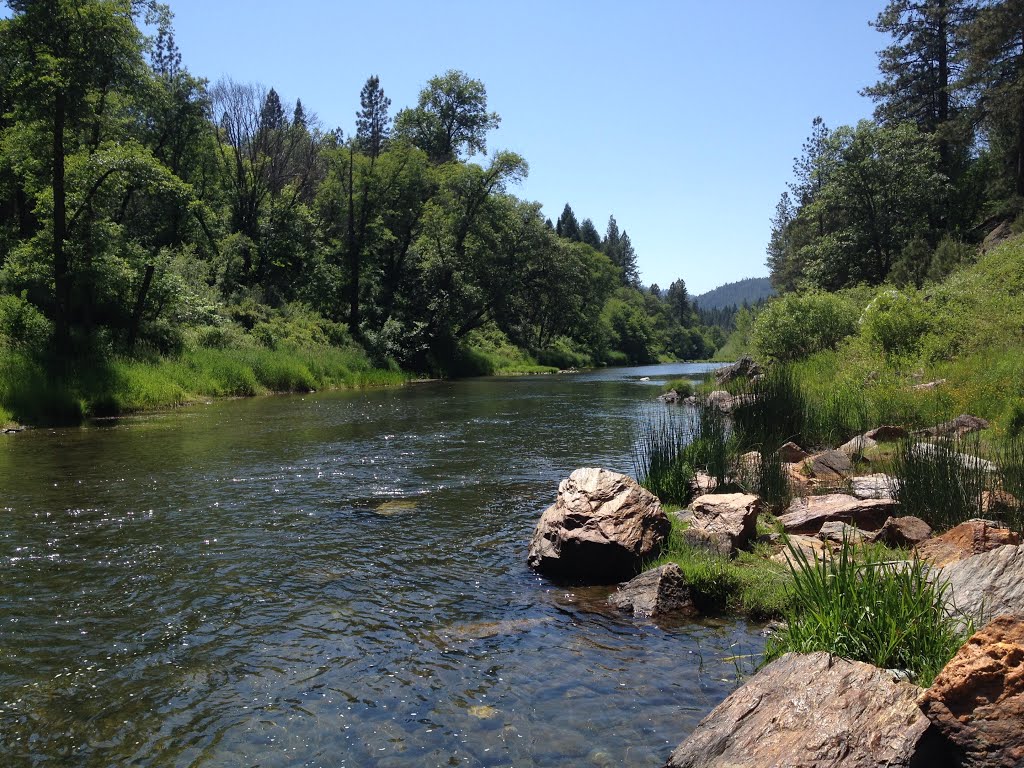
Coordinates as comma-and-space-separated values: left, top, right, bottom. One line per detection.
650, 517, 793, 619
752, 291, 858, 362
732, 365, 808, 451
766, 536, 970, 685
0, 293, 51, 351
661, 378, 694, 397
860, 289, 931, 357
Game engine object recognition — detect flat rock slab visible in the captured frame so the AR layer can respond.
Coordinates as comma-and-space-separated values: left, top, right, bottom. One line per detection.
608, 563, 696, 618
664, 651, 932, 768
915, 414, 990, 438
918, 614, 1024, 768
850, 473, 897, 500
527, 467, 669, 583
917, 519, 1019, 567
911, 442, 997, 472
777, 494, 897, 535
935, 542, 1024, 622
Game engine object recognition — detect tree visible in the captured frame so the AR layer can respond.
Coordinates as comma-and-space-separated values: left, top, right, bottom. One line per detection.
355, 75, 390, 160
965, 0, 1024, 195
579, 217, 601, 248
393, 70, 500, 163
1, 0, 155, 351
555, 203, 580, 240
666, 279, 690, 324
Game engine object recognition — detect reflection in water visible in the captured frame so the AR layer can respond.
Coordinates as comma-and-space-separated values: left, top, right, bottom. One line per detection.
0, 364, 762, 767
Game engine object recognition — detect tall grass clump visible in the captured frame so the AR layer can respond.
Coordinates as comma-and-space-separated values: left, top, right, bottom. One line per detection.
766, 536, 971, 685
633, 402, 736, 504
888, 436, 992, 531
748, 449, 792, 513
632, 415, 695, 505
731, 365, 806, 451
993, 437, 1024, 531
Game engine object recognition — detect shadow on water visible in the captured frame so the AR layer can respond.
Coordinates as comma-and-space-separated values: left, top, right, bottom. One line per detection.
0, 362, 756, 767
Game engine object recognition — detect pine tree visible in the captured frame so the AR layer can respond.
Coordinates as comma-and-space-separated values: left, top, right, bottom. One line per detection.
555, 203, 580, 240
619, 231, 639, 286
293, 98, 307, 129
356, 75, 391, 159
579, 217, 601, 248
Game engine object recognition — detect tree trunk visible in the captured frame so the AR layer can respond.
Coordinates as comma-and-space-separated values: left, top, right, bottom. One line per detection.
126, 263, 155, 352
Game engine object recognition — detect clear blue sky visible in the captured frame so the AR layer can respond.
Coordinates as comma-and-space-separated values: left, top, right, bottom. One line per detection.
165, 0, 888, 296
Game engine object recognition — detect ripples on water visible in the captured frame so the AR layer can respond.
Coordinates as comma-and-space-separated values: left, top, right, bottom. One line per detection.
0, 364, 764, 767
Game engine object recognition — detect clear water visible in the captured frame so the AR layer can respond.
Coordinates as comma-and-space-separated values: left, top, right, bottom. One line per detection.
0, 363, 764, 767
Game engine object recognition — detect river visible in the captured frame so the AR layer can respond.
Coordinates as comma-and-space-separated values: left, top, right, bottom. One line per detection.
0, 363, 765, 767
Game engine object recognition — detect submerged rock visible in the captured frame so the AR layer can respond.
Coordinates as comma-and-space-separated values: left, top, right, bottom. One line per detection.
608, 563, 696, 618
663, 652, 934, 768
919, 614, 1024, 768
527, 467, 669, 584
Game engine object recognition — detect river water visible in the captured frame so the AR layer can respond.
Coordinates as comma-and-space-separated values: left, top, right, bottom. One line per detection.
0, 363, 765, 767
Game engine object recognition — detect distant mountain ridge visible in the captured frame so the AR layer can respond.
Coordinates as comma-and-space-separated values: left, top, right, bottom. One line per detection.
694, 277, 775, 310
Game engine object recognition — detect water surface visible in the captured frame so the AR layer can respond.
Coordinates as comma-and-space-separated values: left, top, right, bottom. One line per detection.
0, 363, 763, 767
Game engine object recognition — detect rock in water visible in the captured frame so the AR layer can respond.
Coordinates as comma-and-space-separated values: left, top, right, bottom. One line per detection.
918, 614, 1024, 768
527, 467, 669, 584
664, 652, 933, 768
608, 563, 695, 618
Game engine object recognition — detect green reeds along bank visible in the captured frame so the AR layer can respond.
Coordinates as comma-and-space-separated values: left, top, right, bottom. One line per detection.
731, 365, 807, 452
0, 345, 408, 426
888, 434, 1024, 533
765, 536, 970, 686
632, 402, 736, 505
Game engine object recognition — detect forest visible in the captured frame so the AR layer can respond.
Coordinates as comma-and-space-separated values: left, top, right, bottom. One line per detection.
766, 0, 1024, 294
0, 0, 716, 426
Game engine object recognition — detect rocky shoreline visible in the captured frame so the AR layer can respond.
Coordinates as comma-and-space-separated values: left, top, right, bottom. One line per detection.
526, 435, 1024, 765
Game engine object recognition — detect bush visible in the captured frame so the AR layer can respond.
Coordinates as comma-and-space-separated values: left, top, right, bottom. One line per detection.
766, 536, 970, 685
0, 294, 51, 352
752, 291, 858, 362
860, 289, 931, 357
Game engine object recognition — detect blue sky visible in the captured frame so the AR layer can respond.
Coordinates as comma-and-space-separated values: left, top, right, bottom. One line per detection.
166, 0, 888, 295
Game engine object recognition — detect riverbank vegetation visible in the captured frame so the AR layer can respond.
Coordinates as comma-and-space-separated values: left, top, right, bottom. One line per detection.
0, 0, 724, 425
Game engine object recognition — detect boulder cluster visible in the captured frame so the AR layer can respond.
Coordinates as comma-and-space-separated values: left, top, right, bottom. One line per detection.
526, 410, 1024, 766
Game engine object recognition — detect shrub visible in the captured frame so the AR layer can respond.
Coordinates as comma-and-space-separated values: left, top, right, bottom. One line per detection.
0, 294, 51, 352
752, 291, 858, 362
766, 536, 970, 685
860, 289, 931, 357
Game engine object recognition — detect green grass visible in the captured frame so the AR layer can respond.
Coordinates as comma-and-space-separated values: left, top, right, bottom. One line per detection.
648, 514, 793, 620
0, 344, 407, 426
661, 378, 694, 397
765, 535, 971, 686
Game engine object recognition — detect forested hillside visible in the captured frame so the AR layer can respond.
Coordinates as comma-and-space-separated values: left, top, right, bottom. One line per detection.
767, 0, 1022, 292
0, 0, 717, 425
693, 278, 774, 310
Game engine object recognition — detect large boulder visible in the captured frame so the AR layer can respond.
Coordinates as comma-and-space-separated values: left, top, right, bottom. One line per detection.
935, 542, 1024, 621
778, 440, 810, 463
916, 519, 1019, 567
839, 434, 878, 461
777, 493, 898, 535
918, 615, 1024, 768
608, 563, 696, 618
527, 468, 670, 583
663, 652, 935, 768
875, 515, 933, 549
771, 534, 831, 570
683, 493, 762, 557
